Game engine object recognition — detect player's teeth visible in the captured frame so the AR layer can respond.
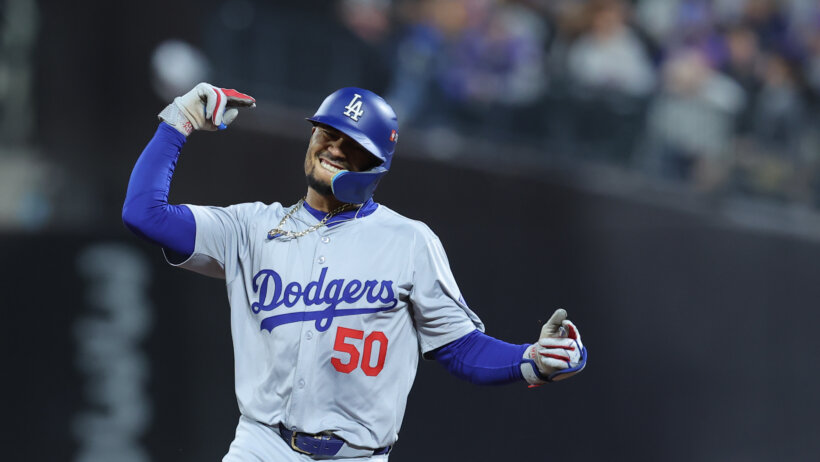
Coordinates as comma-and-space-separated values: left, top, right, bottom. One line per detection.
321, 160, 341, 173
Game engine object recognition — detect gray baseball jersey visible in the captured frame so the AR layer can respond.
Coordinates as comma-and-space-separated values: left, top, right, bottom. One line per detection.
169, 200, 484, 448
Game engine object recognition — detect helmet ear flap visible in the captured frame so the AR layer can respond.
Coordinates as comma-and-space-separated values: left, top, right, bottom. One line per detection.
331, 168, 388, 204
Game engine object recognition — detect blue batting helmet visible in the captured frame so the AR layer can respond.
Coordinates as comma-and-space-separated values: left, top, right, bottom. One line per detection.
307, 87, 398, 204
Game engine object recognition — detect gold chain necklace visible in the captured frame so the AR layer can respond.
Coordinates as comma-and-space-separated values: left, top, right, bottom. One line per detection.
267, 198, 356, 240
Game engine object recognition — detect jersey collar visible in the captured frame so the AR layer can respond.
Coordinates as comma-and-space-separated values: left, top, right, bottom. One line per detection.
302, 198, 379, 227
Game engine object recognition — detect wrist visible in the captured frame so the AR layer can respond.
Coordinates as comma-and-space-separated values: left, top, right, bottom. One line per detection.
520, 344, 548, 387
158, 103, 193, 137
156, 121, 188, 148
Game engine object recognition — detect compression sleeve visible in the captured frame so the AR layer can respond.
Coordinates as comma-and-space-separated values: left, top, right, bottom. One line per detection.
122, 122, 195, 257
433, 330, 529, 385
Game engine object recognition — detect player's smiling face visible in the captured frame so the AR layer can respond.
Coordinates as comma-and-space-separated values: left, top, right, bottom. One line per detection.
304, 125, 380, 196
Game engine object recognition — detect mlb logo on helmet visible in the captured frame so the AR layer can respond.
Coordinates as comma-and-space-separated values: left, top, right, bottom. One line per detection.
390, 130, 398, 142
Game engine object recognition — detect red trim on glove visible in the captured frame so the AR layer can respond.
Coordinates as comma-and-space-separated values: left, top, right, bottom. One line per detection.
566, 323, 579, 340
539, 352, 571, 362
221, 88, 256, 103
539, 343, 576, 350
211, 87, 223, 121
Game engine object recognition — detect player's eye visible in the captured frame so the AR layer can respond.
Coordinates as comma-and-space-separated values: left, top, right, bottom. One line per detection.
319, 128, 338, 141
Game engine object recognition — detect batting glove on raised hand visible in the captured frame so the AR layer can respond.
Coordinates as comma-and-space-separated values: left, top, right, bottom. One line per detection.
520, 308, 587, 387
158, 82, 256, 136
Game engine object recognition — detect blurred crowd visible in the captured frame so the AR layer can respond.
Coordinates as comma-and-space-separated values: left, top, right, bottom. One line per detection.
206, 0, 820, 206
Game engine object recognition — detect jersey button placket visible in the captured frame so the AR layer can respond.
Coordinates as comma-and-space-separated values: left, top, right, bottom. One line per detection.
290, 232, 325, 423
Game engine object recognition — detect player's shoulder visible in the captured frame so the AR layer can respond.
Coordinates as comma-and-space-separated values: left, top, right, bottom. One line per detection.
370, 204, 439, 240
226, 201, 285, 215
215, 201, 293, 225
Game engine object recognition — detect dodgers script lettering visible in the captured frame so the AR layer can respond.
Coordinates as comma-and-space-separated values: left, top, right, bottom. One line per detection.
251, 267, 398, 332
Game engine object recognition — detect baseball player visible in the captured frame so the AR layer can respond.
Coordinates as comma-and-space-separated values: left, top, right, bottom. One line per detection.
122, 83, 587, 461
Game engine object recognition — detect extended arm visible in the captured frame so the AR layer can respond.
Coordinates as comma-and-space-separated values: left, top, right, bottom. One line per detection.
434, 309, 587, 387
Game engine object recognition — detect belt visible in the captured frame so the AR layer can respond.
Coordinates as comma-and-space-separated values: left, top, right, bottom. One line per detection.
277, 423, 392, 458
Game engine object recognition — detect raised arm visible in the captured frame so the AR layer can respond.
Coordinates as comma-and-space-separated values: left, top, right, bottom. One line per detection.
121, 83, 255, 257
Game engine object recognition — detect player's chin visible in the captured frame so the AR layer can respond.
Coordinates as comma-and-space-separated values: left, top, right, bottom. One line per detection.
305, 171, 334, 197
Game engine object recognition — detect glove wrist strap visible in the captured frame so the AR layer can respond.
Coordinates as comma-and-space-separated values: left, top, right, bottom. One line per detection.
158, 104, 194, 137
520, 345, 548, 386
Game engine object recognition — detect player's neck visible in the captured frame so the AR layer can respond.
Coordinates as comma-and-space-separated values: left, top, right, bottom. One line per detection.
305, 188, 346, 212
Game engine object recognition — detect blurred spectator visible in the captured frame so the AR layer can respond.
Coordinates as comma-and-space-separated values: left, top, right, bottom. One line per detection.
719, 24, 762, 133
740, 0, 793, 55
634, 0, 678, 45
722, 24, 761, 90
387, 0, 550, 140
338, 0, 392, 45
565, 0, 656, 97
642, 49, 745, 189
752, 53, 804, 151
205, 0, 391, 105
386, 0, 469, 128
550, 0, 654, 164
636, 0, 716, 51
732, 52, 815, 202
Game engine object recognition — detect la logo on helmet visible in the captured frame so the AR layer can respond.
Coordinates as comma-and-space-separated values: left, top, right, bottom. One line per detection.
343, 94, 364, 122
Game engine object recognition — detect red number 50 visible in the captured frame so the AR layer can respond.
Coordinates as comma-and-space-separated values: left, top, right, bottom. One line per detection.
331, 326, 388, 376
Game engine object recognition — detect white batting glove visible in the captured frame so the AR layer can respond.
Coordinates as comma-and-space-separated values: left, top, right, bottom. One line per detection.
521, 309, 587, 387
158, 82, 256, 136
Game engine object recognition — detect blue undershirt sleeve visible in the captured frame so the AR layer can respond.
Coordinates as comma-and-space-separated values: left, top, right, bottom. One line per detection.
122, 123, 195, 257
433, 330, 530, 385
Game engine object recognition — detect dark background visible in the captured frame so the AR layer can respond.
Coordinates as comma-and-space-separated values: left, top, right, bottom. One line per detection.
3, 1, 820, 461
